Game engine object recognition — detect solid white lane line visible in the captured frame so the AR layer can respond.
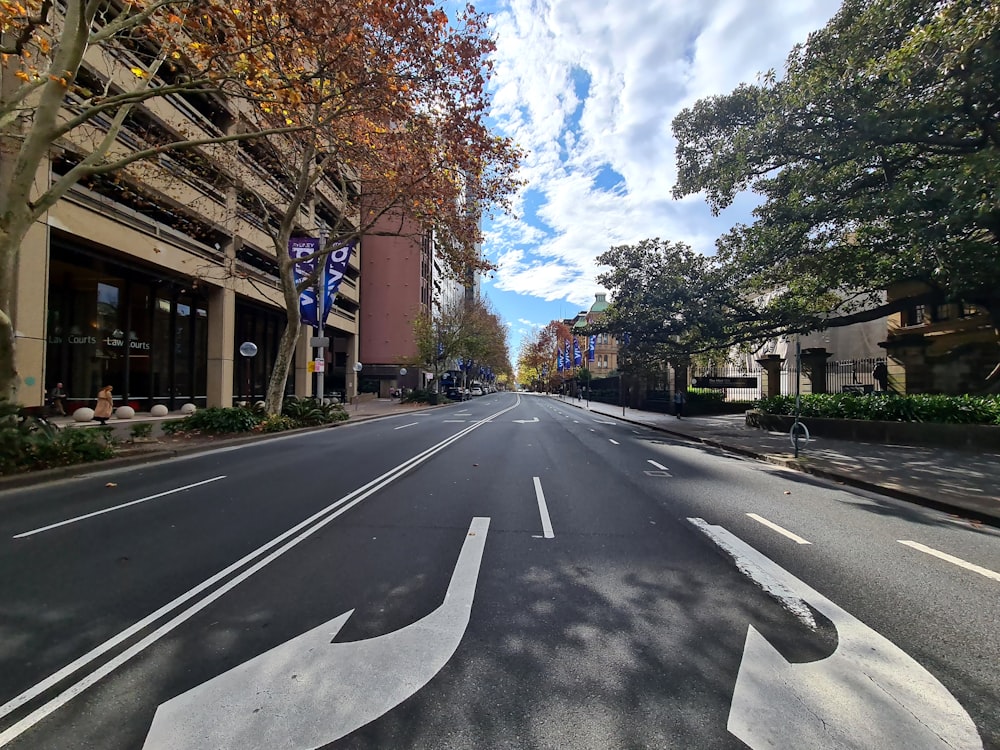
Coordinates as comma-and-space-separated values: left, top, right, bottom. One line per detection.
393, 422, 419, 430
609, 439, 620, 445
746, 513, 812, 545
647, 460, 669, 471
898, 540, 1000, 582
13, 477, 228, 539
532, 477, 554, 539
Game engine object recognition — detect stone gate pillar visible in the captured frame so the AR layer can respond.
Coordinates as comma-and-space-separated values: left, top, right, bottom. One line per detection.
755, 354, 784, 399
800, 347, 833, 394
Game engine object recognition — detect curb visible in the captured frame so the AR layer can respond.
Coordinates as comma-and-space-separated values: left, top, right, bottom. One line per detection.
0, 410, 405, 492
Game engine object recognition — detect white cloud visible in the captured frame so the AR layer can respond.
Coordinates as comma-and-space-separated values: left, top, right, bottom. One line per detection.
483, 0, 841, 306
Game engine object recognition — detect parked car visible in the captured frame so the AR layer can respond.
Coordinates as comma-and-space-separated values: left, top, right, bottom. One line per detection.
470, 386, 483, 397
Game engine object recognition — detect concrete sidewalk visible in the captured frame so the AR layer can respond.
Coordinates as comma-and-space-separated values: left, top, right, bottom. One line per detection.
553, 395, 1000, 524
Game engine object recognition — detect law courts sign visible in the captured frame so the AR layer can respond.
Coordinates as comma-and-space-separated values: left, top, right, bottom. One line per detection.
692, 376, 758, 389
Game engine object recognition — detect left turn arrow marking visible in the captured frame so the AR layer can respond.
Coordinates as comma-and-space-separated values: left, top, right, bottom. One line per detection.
143, 517, 491, 750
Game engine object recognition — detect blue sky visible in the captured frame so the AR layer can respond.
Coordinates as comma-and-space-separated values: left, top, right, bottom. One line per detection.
466, 0, 844, 362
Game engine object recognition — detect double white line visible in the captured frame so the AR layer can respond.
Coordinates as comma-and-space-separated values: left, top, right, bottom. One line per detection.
0, 399, 519, 746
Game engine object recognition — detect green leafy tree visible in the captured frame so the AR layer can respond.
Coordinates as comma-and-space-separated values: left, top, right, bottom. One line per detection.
672, 0, 1000, 386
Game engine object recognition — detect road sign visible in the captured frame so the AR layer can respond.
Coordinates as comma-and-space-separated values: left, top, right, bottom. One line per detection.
692, 376, 758, 389
310, 337, 329, 348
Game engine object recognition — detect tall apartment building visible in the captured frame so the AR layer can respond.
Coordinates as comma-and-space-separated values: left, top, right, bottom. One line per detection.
359, 212, 476, 396
10, 74, 362, 413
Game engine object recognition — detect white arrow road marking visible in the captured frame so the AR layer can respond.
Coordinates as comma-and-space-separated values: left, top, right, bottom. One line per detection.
689, 518, 983, 750
13, 476, 227, 538
143, 517, 490, 750
898, 541, 1000, 582
513, 417, 539, 423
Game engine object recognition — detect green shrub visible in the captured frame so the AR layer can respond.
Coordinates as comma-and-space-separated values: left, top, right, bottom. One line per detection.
25, 428, 115, 469
282, 397, 347, 427
756, 393, 1000, 425
129, 422, 154, 439
257, 414, 296, 433
167, 406, 261, 434
160, 419, 186, 435
686, 388, 726, 405
402, 389, 431, 403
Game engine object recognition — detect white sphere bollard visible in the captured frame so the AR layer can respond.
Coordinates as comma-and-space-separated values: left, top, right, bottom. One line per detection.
150, 404, 169, 417
180, 402, 197, 414
254, 401, 266, 409
73, 407, 95, 422
115, 405, 135, 419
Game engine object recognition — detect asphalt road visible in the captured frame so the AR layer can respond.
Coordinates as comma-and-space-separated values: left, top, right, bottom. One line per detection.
1, 392, 997, 749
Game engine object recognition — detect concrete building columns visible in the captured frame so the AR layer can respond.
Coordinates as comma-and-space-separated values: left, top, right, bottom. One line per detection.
13, 222, 51, 407
206, 285, 236, 408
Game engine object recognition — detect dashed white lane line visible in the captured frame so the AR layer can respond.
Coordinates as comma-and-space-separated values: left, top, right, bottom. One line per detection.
746, 513, 812, 545
609, 439, 620, 445
14, 476, 227, 539
647, 460, 669, 471
595, 420, 616, 425
898, 540, 1000, 582
532, 477, 554, 539
443, 420, 467, 423
393, 422, 419, 430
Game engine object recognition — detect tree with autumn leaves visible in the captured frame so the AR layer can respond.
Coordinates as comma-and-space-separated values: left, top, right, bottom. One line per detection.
517, 320, 573, 392
0, 0, 521, 409
412, 297, 511, 393
217, 0, 521, 413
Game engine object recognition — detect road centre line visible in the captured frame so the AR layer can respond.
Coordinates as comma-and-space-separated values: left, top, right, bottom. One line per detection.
898, 540, 1000, 582
393, 422, 419, 430
647, 460, 669, 471
532, 477, 554, 539
0, 398, 521, 745
746, 513, 812, 545
609, 439, 620, 445
13, 477, 228, 539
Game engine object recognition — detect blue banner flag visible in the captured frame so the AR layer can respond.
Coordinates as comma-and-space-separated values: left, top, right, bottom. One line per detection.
289, 237, 321, 326
573, 339, 582, 366
557, 350, 564, 371
322, 241, 354, 318
588, 335, 596, 361
564, 340, 571, 368
289, 238, 355, 328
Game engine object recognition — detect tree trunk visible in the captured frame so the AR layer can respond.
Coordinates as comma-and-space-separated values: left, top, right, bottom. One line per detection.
0, 219, 33, 401
264, 255, 306, 415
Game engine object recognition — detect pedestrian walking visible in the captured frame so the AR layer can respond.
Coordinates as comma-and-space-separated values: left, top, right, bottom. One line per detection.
674, 389, 686, 419
94, 385, 114, 425
48, 382, 67, 416
872, 361, 888, 391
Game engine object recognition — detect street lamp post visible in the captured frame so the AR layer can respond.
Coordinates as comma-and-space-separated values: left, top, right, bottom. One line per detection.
238, 342, 258, 405
352, 361, 363, 410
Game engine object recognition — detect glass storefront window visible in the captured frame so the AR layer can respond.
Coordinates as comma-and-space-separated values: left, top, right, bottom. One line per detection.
47, 243, 209, 410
